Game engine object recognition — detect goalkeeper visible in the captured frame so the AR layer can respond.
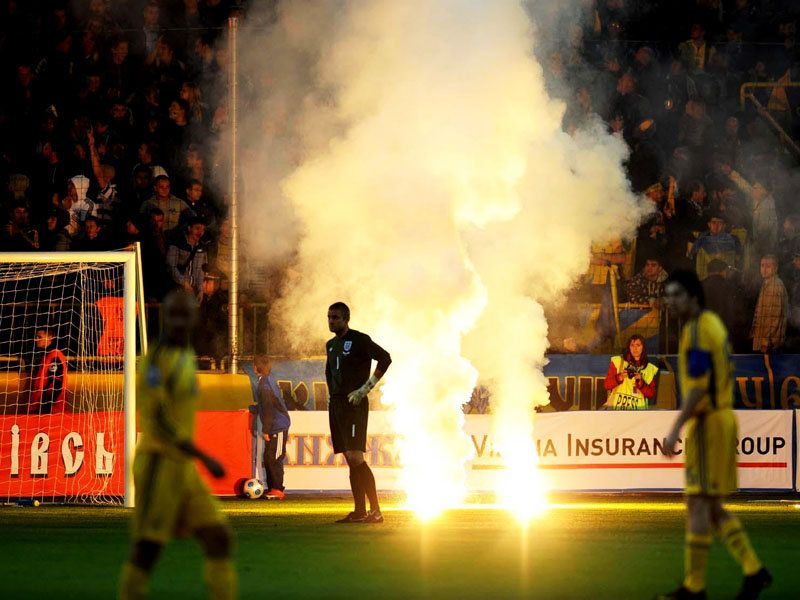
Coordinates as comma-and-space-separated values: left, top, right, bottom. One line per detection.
325, 302, 391, 524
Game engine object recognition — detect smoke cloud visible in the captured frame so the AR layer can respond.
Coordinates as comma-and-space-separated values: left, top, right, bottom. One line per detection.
232, 0, 645, 512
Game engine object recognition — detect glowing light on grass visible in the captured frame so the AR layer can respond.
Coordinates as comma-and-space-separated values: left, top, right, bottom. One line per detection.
378, 324, 483, 521
497, 438, 548, 523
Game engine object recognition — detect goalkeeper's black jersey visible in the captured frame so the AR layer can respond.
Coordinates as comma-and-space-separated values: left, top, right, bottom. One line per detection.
325, 329, 391, 399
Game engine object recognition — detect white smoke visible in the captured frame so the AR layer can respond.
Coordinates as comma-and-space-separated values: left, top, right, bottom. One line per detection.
232, 0, 645, 514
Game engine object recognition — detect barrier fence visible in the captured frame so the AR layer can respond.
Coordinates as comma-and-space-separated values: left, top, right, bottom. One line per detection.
2, 409, 799, 499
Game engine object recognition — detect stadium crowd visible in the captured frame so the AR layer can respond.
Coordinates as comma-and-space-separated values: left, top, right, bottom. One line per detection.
547, 0, 800, 354
0, 1, 799, 357
0, 0, 242, 360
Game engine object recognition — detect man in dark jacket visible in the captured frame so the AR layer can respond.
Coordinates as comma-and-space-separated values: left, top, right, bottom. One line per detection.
702, 259, 747, 352
255, 355, 291, 500
196, 270, 228, 367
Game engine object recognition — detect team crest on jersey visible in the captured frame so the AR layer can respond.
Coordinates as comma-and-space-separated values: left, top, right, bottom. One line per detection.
343, 341, 352, 352
49, 364, 58, 372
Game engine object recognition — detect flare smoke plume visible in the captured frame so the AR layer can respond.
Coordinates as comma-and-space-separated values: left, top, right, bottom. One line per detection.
234, 0, 645, 513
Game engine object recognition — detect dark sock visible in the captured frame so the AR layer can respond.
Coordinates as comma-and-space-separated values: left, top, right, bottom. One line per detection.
357, 462, 380, 512
349, 466, 366, 515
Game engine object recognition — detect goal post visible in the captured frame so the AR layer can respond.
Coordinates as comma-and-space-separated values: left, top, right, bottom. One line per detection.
0, 251, 140, 506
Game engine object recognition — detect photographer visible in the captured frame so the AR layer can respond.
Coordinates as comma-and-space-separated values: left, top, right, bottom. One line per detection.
602, 334, 658, 410
166, 215, 209, 297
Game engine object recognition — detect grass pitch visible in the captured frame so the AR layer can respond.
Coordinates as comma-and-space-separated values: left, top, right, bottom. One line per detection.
1, 495, 799, 599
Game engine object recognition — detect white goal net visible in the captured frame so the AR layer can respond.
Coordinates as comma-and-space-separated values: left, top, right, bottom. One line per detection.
0, 252, 137, 506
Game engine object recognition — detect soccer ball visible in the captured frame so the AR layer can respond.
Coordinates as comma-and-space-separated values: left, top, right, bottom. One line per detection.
243, 478, 264, 499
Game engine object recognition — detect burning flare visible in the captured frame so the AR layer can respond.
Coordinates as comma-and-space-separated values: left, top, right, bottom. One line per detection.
237, 0, 644, 517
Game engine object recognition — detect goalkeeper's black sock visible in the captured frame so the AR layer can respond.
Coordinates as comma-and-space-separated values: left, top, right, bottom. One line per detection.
349, 466, 366, 515
356, 462, 380, 513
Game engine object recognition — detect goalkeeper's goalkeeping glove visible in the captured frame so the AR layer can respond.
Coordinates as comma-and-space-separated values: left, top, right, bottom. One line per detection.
347, 375, 379, 406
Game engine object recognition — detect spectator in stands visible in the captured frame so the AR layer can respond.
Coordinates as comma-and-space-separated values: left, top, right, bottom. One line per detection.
689, 211, 741, 280
180, 145, 208, 190
167, 215, 208, 297
777, 214, 800, 276
785, 250, 800, 352
626, 256, 668, 305
108, 98, 134, 146
714, 115, 743, 166
133, 0, 161, 60
211, 217, 232, 280
87, 128, 120, 229
563, 86, 595, 135
37, 208, 71, 251
751, 255, 788, 353
180, 81, 208, 125
682, 180, 710, 238
121, 215, 143, 248
65, 174, 93, 236
71, 216, 107, 251
129, 164, 154, 212
196, 270, 228, 367
602, 334, 658, 410
722, 164, 778, 259
104, 37, 136, 101
1, 202, 39, 251
27, 327, 67, 415
636, 182, 669, 271
140, 174, 183, 233
150, 36, 187, 103
609, 71, 651, 144
709, 181, 748, 233
677, 100, 714, 176
678, 23, 710, 73
702, 259, 748, 352
632, 46, 664, 105
140, 208, 172, 301
179, 179, 215, 231
628, 119, 666, 194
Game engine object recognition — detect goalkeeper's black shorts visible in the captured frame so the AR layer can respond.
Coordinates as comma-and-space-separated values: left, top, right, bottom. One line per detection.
329, 397, 369, 454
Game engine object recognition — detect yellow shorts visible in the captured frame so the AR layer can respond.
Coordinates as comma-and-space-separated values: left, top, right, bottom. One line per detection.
684, 410, 738, 496
132, 451, 226, 544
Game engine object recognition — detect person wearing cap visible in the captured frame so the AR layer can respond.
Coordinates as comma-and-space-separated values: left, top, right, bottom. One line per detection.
139, 174, 184, 233
689, 211, 741, 280
196, 269, 228, 367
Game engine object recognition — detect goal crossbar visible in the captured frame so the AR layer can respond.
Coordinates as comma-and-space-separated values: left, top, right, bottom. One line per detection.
0, 250, 138, 507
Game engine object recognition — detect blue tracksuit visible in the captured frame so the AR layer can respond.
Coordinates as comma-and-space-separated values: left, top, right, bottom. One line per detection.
257, 374, 291, 491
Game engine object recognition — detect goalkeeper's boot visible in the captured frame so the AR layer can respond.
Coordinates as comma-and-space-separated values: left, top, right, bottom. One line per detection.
335, 511, 368, 523
654, 586, 706, 600
363, 509, 384, 524
265, 489, 285, 500
735, 567, 772, 600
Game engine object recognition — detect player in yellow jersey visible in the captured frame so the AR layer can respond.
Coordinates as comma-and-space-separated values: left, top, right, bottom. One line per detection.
119, 291, 236, 599
657, 271, 771, 600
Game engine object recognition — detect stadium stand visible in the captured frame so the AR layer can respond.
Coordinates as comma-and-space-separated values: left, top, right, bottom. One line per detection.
0, 1, 799, 363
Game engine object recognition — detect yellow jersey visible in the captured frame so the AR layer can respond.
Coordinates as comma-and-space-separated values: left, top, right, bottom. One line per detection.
136, 342, 199, 459
678, 310, 734, 413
